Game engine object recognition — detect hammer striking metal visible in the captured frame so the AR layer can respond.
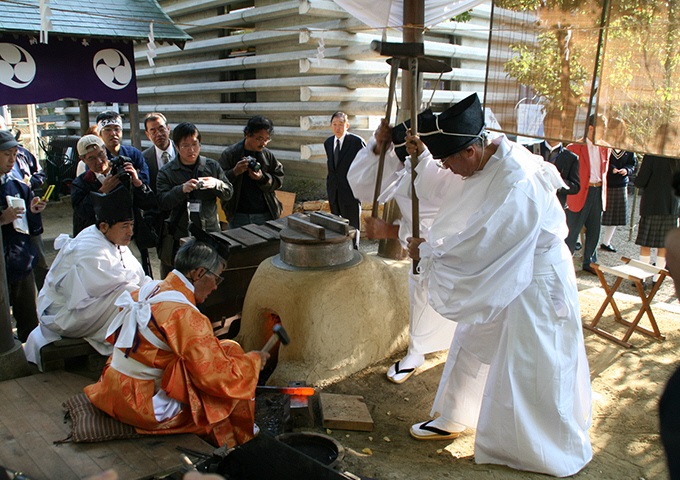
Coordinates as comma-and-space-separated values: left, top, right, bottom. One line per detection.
262, 323, 290, 354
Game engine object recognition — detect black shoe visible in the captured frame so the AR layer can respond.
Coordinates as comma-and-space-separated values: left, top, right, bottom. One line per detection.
600, 243, 616, 252
575, 242, 582, 251
582, 265, 597, 275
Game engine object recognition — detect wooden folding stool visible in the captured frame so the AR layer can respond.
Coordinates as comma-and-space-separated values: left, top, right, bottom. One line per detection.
587, 257, 667, 348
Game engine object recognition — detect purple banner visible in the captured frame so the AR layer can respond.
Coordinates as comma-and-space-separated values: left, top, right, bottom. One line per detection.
0, 36, 137, 104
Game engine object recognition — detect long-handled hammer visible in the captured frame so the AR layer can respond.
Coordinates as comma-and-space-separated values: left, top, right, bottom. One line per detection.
262, 323, 290, 354
368, 41, 424, 219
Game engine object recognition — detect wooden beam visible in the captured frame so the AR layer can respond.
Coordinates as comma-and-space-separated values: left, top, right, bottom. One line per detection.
300, 58, 390, 74
299, 0, 348, 18
184, 1, 299, 34
137, 46, 351, 79
300, 143, 326, 161
137, 74, 389, 96
300, 115, 372, 130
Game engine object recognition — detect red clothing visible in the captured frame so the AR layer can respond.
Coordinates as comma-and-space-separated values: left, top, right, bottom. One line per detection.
85, 272, 262, 447
566, 141, 610, 212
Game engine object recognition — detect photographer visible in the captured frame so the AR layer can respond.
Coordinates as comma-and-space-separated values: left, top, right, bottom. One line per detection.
218, 115, 284, 229
156, 123, 233, 278
96, 110, 150, 185
70, 135, 157, 273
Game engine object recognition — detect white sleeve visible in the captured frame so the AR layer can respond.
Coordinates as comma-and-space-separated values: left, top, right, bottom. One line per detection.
347, 136, 402, 202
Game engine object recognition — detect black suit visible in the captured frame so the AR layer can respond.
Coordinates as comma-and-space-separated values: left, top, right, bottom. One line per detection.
525, 141, 580, 209
142, 144, 175, 193
142, 144, 175, 269
325, 133, 365, 230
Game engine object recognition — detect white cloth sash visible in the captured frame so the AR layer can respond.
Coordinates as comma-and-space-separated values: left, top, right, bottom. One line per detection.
107, 281, 198, 350
108, 281, 198, 423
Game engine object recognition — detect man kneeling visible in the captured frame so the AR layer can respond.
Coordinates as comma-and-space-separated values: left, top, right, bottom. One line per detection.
85, 239, 269, 447
25, 188, 150, 368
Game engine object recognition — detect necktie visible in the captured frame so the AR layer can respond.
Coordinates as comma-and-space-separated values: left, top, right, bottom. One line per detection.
334, 139, 340, 167
161, 151, 170, 165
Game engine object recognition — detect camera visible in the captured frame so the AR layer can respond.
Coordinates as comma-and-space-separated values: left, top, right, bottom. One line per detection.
244, 156, 261, 172
109, 155, 132, 184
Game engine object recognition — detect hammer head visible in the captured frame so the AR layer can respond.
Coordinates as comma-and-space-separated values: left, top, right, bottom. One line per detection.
273, 323, 290, 346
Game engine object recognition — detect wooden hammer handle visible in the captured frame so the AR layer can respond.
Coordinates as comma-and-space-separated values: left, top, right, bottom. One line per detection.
262, 333, 279, 354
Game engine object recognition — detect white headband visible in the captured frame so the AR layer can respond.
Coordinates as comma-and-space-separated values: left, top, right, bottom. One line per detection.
98, 117, 123, 130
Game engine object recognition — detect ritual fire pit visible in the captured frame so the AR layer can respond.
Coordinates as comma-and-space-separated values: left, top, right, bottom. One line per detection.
237, 212, 410, 386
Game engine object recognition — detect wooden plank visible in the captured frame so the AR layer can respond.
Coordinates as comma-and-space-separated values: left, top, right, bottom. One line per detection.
265, 216, 290, 231
319, 393, 374, 432
0, 372, 215, 480
287, 215, 325, 240
310, 211, 350, 235
242, 223, 279, 241
211, 231, 243, 251
221, 228, 269, 247
0, 377, 80, 479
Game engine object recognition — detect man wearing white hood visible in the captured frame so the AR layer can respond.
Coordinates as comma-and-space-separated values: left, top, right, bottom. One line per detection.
25, 186, 151, 369
406, 94, 592, 477
347, 112, 461, 384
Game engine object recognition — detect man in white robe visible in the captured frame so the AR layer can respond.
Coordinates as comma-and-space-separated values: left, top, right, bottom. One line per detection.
25, 187, 151, 369
347, 115, 461, 384
406, 94, 592, 477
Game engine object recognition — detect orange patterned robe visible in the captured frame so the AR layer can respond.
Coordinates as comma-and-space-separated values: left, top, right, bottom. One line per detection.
85, 272, 262, 447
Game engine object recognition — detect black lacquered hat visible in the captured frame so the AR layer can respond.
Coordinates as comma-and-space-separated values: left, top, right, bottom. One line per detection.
419, 93, 485, 159
90, 187, 134, 226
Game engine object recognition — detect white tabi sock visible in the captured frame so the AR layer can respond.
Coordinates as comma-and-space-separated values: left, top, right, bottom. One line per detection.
428, 416, 466, 434
398, 353, 425, 370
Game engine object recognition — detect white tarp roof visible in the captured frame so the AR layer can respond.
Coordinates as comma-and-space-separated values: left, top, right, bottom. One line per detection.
333, 0, 488, 29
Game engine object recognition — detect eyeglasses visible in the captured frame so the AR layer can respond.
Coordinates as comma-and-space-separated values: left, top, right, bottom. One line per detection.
205, 269, 223, 286
252, 135, 271, 144
179, 141, 200, 151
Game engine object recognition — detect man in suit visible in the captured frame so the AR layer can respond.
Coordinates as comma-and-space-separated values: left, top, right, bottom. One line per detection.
565, 114, 610, 275
524, 113, 580, 209
142, 112, 175, 192
142, 113, 175, 274
324, 112, 366, 242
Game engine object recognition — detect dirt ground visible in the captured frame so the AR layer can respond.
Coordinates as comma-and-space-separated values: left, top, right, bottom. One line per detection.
38, 196, 677, 480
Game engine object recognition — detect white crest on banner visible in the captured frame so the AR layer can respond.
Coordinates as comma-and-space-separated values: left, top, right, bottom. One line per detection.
0, 43, 37, 89
147, 21, 157, 67
39, 0, 52, 44
93, 49, 133, 90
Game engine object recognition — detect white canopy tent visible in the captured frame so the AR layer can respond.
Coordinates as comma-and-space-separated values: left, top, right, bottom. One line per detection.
332, 0, 488, 29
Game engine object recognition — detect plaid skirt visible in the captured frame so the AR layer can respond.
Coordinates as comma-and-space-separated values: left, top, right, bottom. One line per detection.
635, 215, 679, 248
602, 186, 628, 226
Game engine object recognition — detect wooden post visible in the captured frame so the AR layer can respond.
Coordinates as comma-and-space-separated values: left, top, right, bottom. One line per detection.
0, 228, 32, 380
378, 0, 425, 260
0, 228, 15, 354
78, 100, 89, 135
129, 103, 141, 150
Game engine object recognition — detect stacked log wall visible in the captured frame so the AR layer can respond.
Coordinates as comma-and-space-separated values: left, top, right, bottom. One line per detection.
59, 0, 519, 191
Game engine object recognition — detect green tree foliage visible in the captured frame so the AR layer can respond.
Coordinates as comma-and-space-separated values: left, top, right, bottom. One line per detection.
494, 0, 680, 151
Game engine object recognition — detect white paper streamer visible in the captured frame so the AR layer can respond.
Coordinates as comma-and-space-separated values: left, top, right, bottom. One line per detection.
147, 21, 157, 66
39, 0, 52, 44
